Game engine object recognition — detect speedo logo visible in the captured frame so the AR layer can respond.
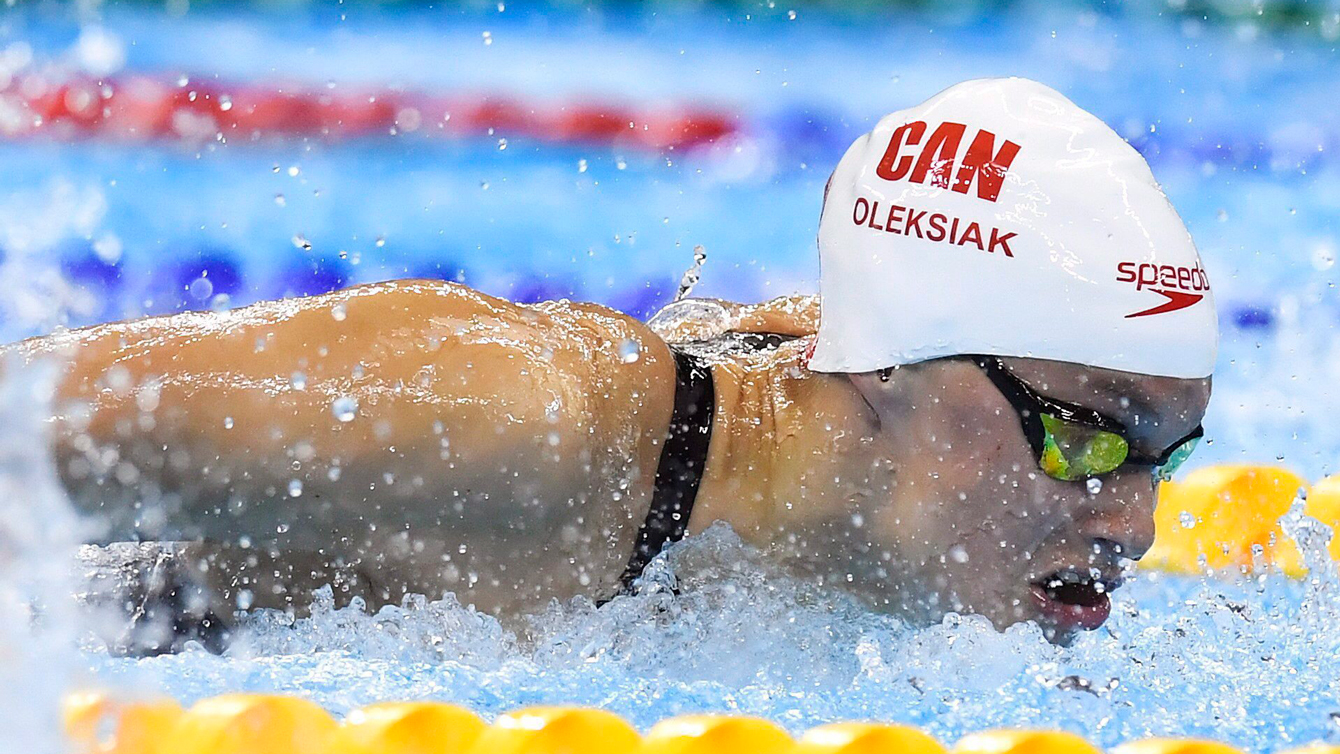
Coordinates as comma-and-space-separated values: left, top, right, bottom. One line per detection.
875, 121, 1022, 203
1116, 262, 1210, 318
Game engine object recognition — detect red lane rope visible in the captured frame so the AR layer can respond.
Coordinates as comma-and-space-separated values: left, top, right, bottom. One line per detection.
0, 73, 738, 150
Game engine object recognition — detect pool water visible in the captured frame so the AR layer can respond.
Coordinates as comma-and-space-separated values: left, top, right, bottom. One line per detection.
2, 4, 1340, 752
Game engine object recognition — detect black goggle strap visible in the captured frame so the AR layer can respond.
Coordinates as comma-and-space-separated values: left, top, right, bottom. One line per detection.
974, 357, 1126, 451
1127, 424, 1205, 468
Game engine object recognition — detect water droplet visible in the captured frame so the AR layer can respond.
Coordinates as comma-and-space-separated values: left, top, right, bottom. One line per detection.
949, 545, 970, 564
497, 138, 507, 151
547, 431, 561, 446
1179, 511, 1197, 529
288, 479, 303, 497
482, 31, 493, 45
1312, 244, 1336, 270
287, 165, 300, 177
578, 159, 588, 173
674, 245, 708, 301
375, 236, 386, 248
331, 303, 347, 321
290, 372, 307, 390
236, 589, 253, 609
1086, 477, 1103, 494
93, 234, 122, 263
188, 275, 213, 300
292, 234, 312, 250
274, 193, 285, 206
787, 9, 796, 19
618, 339, 641, 363
223, 416, 234, 429
332, 396, 359, 422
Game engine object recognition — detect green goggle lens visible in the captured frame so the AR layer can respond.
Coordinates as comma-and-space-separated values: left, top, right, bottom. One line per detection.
1037, 414, 1201, 482
1038, 413, 1130, 482
1154, 436, 1199, 482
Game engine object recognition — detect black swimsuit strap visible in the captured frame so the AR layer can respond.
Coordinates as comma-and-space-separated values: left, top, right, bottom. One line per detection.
614, 347, 715, 593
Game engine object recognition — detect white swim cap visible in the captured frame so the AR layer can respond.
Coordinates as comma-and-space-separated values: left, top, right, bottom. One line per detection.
809, 77, 1218, 379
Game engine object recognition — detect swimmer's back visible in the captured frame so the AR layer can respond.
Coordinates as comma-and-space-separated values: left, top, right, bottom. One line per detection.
24, 279, 680, 613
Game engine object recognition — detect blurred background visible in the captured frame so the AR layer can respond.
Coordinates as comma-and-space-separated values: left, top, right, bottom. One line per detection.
1, 0, 1338, 469
5, 5, 1340, 751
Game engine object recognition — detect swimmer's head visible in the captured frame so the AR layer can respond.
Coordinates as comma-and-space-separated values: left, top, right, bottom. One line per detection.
806, 78, 1216, 640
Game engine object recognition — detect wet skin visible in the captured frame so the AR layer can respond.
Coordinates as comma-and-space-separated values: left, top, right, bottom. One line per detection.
841, 358, 1210, 641
12, 281, 1210, 644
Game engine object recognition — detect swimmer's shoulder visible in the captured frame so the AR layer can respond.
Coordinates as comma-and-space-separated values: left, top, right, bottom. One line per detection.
646, 294, 819, 371
648, 294, 819, 343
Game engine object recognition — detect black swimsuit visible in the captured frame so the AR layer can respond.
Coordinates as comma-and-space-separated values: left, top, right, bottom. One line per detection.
614, 332, 798, 593
614, 348, 715, 592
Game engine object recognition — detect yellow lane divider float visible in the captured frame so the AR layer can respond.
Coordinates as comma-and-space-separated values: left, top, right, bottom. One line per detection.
64, 693, 1340, 754
1145, 465, 1340, 576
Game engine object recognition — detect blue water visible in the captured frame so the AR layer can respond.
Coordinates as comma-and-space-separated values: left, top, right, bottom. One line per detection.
3, 5, 1340, 753
81, 520, 1340, 752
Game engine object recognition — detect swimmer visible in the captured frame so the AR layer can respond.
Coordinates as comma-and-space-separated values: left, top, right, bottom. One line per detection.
17, 78, 1215, 652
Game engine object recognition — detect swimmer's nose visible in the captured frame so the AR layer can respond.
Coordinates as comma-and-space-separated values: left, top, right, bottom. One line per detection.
1077, 469, 1158, 562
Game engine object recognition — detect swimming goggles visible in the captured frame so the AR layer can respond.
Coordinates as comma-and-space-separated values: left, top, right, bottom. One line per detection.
975, 356, 1203, 483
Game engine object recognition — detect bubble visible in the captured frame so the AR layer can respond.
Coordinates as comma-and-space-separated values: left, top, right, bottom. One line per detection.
274, 194, 286, 206
331, 303, 347, 321
223, 416, 234, 430
332, 396, 359, 422
482, 31, 493, 45
187, 276, 213, 301
949, 545, 970, 563
578, 159, 588, 173
618, 339, 641, 363
1086, 478, 1103, 494
290, 372, 307, 390
292, 235, 312, 251
1179, 511, 1197, 529
288, 479, 303, 497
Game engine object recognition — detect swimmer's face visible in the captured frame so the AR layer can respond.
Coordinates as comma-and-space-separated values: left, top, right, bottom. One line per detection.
846, 356, 1210, 642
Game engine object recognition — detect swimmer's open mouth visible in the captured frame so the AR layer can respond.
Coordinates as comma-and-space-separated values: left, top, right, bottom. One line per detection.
1030, 570, 1120, 632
